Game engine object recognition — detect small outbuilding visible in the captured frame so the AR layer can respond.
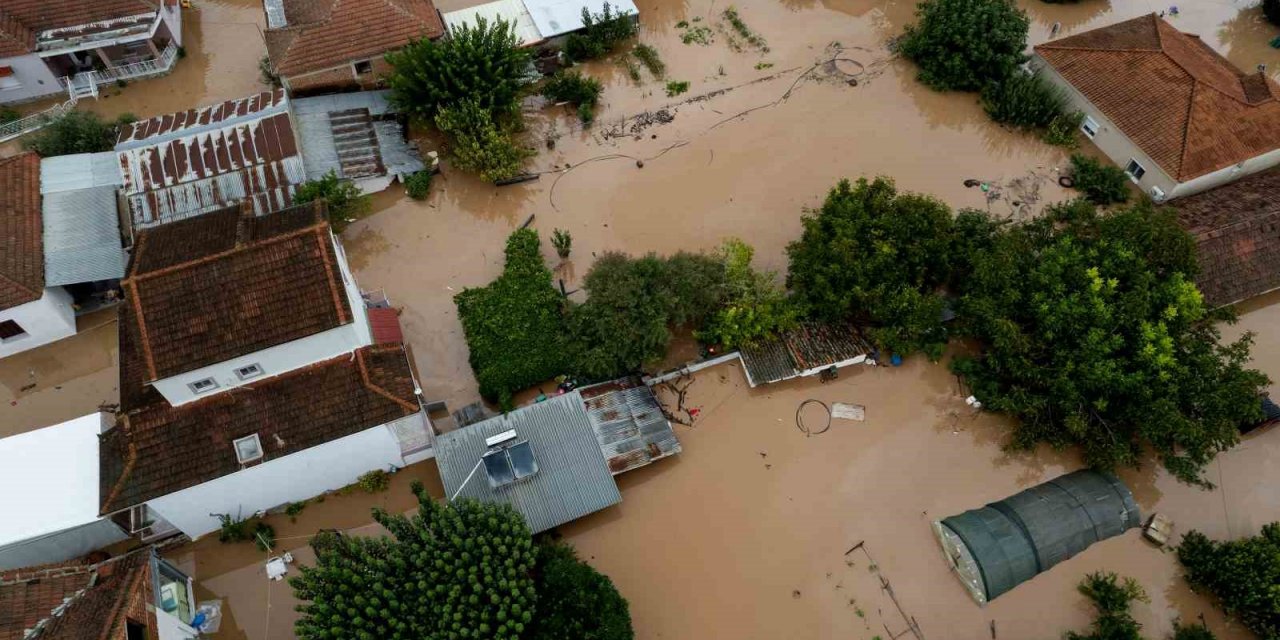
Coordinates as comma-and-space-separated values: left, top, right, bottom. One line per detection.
934, 470, 1141, 605
293, 90, 426, 194
738, 321, 874, 387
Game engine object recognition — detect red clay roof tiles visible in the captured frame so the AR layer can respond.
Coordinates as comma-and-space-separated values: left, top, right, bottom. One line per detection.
1171, 166, 1280, 307
123, 201, 352, 380
1036, 14, 1280, 182
0, 152, 43, 310
0, 549, 152, 640
263, 0, 445, 78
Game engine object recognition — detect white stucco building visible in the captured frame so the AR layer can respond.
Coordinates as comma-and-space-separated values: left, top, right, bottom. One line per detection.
99, 200, 434, 541
1034, 14, 1280, 201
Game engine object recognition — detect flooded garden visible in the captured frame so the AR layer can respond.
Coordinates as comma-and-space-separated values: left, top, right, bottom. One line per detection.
3, 0, 1280, 637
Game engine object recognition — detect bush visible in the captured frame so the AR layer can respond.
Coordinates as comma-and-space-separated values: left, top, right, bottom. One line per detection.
665, 80, 690, 96
698, 239, 798, 350
216, 513, 250, 543
632, 44, 665, 78
786, 177, 954, 359
404, 170, 432, 199
455, 229, 569, 405
1043, 110, 1084, 148
252, 522, 276, 552
1070, 153, 1130, 205
563, 3, 637, 61
386, 17, 532, 122
551, 228, 572, 259
284, 501, 307, 521
22, 111, 123, 157
0, 106, 18, 125
953, 199, 1268, 484
541, 71, 603, 122
436, 99, 532, 183
899, 0, 1030, 91
528, 543, 634, 640
356, 469, 391, 493
292, 170, 371, 232
1065, 572, 1147, 640
1178, 524, 1280, 637
980, 72, 1067, 129
1265, 0, 1280, 26
258, 55, 281, 88
1172, 621, 1217, 640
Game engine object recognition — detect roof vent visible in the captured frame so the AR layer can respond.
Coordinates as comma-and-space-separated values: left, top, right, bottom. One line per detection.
482, 435, 538, 488
234, 433, 264, 464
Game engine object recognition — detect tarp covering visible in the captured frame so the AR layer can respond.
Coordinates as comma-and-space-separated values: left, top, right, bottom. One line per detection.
938, 470, 1141, 603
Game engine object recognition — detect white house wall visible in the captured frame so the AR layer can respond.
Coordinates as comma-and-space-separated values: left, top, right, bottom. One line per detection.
159, 3, 184, 47
144, 423, 408, 539
0, 288, 76, 358
0, 54, 63, 105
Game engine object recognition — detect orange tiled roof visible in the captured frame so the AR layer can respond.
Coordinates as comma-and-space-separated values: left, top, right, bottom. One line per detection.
263, 0, 445, 78
0, 153, 42, 310
1036, 14, 1280, 182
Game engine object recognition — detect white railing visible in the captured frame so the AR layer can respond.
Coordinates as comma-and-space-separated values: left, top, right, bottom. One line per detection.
0, 99, 76, 144
61, 41, 180, 97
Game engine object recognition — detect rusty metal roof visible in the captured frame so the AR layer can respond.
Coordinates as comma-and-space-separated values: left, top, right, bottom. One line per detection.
580, 378, 681, 475
739, 321, 874, 387
115, 91, 306, 228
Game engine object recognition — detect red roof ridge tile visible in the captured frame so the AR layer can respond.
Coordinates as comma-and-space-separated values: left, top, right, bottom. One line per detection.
128, 221, 328, 281
314, 230, 350, 325
123, 280, 159, 382
99, 417, 138, 515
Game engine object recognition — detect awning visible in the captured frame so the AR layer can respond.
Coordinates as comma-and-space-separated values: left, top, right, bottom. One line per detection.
42, 186, 127, 286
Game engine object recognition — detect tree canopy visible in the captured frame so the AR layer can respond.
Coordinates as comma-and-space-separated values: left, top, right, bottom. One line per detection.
385, 17, 532, 122
292, 170, 370, 232
23, 111, 131, 157
785, 177, 953, 358
527, 543, 633, 640
698, 239, 797, 350
898, 0, 1030, 91
1178, 524, 1280, 637
952, 199, 1268, 484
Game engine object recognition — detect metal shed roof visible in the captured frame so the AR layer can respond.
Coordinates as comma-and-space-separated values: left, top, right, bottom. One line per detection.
443, 0, 543, 45
937, 470, 1141, 604
39, 154, 126, 286
293, 91, 425, 192
522, 0, 637, 39
435, 391, 621, 534
580, 379, 681, 474
738, 321, 873, 387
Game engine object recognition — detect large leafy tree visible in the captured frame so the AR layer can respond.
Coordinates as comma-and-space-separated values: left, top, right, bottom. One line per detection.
435, 99, 532, 183
953, 200, 1268, 484
1178, 524, 1280, 638
898, 0, 1030, 91
785, 177, 953, 358
385, 17, 532, 122
290, 484, 536, 640
527, 543, 633, 640
698, 239, 798, 350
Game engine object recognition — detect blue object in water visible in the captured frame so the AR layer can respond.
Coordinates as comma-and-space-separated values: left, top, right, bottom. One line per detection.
192, 612, 207, 629
890, 354, 903, 366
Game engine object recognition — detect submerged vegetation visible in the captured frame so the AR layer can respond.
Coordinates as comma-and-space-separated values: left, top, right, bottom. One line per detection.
633, 44, 666, 78
1069, 153, 1131, 205
541, 71, 604, 123
665, 80, 690, 96
899, 0, 1029, 91
435, 99, 532, 183
564, 3, 637, 61
1065, 572, 1148, 640
722, 6, 768, 53
23, 111, 134, 157
1178, 524, 1280, 637
292, 170, 371, 232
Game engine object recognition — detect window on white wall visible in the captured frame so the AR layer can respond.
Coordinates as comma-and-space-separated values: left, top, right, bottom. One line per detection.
233, 433, 264, 464
1124, 159, 1146, 182
1080, 115, 1099, 138
235, 363, 264, 380
188, 377, 218, 394
0, 319, 27, 342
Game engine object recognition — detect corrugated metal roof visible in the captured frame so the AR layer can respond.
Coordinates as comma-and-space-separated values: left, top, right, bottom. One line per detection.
117, 100, 306, 228
739, 321, 873, 386
293, 91, 425, 186
39, 153, 122, 193
264, 0, 288, 28
443, 0, 543, 45
522, 0, 636, 39
581, 379, 681, 475
435, 391, 621, 534
42, 186, 126, 286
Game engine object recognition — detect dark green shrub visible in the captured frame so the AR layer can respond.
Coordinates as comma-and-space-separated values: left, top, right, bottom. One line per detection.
386, 17, 532, 122
980, 72, 1066, 129
1065, 572, 1147, 640
0, 106, 20, 125
455, 229, 569, 405
22, 111, 123, 157
435, 99, 532, 183
1178, 524, 1280, 637
1171, 621, 1217, 640
632, 44, 665, 78
284, 501, 307, 521
541, 71, 603, 123
697, 239, 797, 350
216, 513, 251, 543
1069, 153, 1130, 205
292, 170, 371, 232
404, 170, 432, 199
665, 80, 689, 96
551, 228, 572, 259
563, 3, 637, 61
1043, 110, 1084, 148
252, 521, 276, 552
356, 469, 391, 493
898, 0, 1030, 91
528, 543, 634, 640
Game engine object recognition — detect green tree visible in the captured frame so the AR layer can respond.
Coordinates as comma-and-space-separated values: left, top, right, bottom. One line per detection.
980, 72, 1067, 129
1066, 572, 1148, 640
405, 171, 432, 200
785, 177, 953, 358
541, 71, 604, 123
292, 170, 371, 233
698, 239, 797, 349
952, 200, 1268, 484
385, 17, 532, 122
23, 111, 129, 157
291, 483, 536, 640
563, 3, 637, 62
527, 543, 633, 640
436, 99, 532, 183
455, 229, 569, 406
898, 0, 1030, 91
1177, 524, 1280, 637
1070, 153, 1131, 205
567, 253, 674, 379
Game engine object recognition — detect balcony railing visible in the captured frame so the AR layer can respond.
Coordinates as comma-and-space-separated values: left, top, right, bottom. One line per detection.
0, 100, 74, 144
61, 41, 180, 100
